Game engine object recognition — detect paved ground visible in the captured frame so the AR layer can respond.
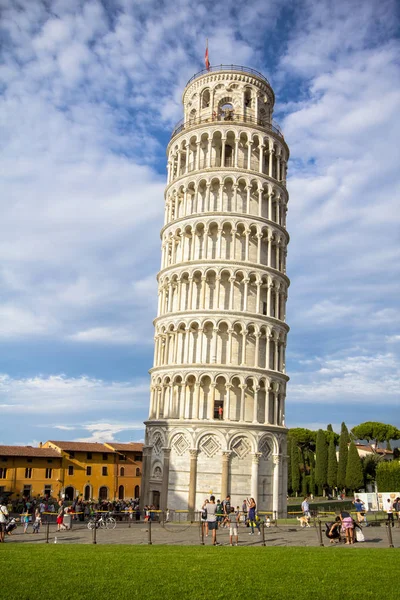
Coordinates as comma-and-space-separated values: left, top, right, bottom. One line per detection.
4, 520, 400, 548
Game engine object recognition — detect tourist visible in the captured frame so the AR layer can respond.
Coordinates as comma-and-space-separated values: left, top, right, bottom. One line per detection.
386, 498, 394, 527
216, 499, 223, 526
222, 495, 231, 516
32, 508, 41, 534
201, 499, 209, 537
340, 511, 354, 544
353, 497, 367, 525
23, 510, 30, 533
206, 495, 220, 545
301, 496, 310, 518
325, 516, 342, 543
56, 500, 66, 531
228, 507, 239, 546
247, 497, 261, 535
0, 500, 9, 543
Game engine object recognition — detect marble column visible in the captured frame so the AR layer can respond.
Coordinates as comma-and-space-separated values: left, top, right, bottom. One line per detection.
160, 447, 171, 511
188, 449, 198, 516
221, 451, 231, 500
140, 445, 153, 510
272, 454, 280, 517
251, 452, 262, 503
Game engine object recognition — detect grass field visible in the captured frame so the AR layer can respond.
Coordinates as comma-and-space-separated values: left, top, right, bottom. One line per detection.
3, 546, 399, 600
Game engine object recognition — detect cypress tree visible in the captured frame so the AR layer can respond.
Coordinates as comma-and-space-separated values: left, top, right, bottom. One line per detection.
301, 473, 308, 497
346, 441, 364, 491
309, 466, 316, 497
327, 437, 338, 491
315, 429, 328, 493
337, 422, 349, 490
290, 437, 300, 495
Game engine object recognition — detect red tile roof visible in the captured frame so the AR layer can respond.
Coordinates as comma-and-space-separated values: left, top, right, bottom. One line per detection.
106, 443, 143, 452
46, 441, 143, 453
0, 445, 61, 458
46, 441, 113, 453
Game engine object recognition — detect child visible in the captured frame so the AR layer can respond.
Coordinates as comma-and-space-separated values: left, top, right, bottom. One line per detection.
228, 506, 239, 546
23, 511, 30, 533
32, 508, 41, 534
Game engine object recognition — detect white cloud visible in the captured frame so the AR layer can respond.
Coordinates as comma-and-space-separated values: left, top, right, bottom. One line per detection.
289, 353, 400, 405
0, 374, 149, 415
0, 0, 399, 442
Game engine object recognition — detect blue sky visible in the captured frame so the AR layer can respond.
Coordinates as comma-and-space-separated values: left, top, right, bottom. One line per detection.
1, 0, 399, 445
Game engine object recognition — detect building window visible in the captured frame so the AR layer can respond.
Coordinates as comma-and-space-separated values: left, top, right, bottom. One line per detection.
87, 452, 92, 460
23, 485, 31, 499
102, 453, 108, 461
120, 454, 126, 461
44, 485, 51, 497
99, 486, 108, 500
120, 467, 125, 476
69, 452, 75, 458
86, 466, 92, 476
45, 468, 52, 479
0, 468, 7, 479
136, 468, 141, 476
27, 458, 32, 463
68, 465, 74, 476
134, 485, 140, 498
1, 457, 8, 462
262, 302, 267, 316
134, 455, 142, 462
47, 459, 53, 463
25, 468, 32, 479
102, 467, 108, 476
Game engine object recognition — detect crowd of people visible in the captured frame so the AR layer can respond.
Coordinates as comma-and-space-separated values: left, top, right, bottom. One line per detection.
200, 495, 271, 546
0, 496, 143, 538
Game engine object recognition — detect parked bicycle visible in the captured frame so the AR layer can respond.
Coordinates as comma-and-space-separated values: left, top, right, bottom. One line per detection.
87, 512, 116, 530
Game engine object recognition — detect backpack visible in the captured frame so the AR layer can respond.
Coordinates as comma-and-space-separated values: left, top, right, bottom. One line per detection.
201, 508, 207, 520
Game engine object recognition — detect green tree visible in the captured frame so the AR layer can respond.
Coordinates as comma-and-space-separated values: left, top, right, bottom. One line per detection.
290, 436, 301, 495
315, 429, 328, 493
327, 438, 338, 490
309, 466, 316, 497
376, 461, 400, 492
361, 453, 382, 489
345, 441, 364, 491
351, 422, 400, 448
337, 422, 349, 490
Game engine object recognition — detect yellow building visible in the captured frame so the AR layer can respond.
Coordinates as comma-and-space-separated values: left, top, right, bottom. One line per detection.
44, 440, 143, 501
0, 445, 62, 501
0, 441, 143, 502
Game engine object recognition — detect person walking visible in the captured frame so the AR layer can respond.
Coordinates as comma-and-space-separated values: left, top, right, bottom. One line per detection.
386, 498, 394, 527
301, 496, 310, 518
206, 496, 220, 545
0, 500, 9, 543
56, 500, 65, 532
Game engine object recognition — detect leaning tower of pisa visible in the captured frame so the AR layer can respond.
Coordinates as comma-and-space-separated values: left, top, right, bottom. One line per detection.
142, 65, 290, 516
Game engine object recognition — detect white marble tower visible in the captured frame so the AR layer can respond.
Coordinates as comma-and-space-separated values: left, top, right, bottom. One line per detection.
142, 65, 289, 516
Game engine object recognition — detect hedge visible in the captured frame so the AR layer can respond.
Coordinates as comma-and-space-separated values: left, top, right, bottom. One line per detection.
376, 460, 400, 491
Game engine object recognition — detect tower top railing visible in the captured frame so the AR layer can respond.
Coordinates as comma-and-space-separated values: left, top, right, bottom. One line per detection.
185, 65, 271, 87
170, 112, 284, 141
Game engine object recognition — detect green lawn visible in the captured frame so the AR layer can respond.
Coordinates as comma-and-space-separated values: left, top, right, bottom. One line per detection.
3, 546, 399, 600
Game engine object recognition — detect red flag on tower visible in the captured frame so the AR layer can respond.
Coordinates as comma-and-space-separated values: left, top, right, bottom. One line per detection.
205, 40, 210, 71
